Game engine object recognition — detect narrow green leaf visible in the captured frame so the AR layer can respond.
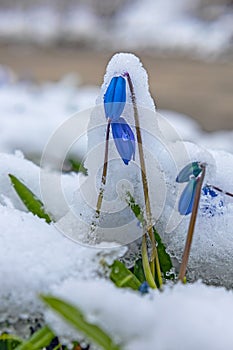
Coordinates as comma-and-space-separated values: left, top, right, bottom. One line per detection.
127, 193, 174, 280
0, 334, 22, 350
9, 174, 52, 223
153, 227, 174, 279
68, 159, 88, 176
15, 326, 54, 350
126, 193, 145, 225
41, 295, 121, 350
110, 260, 141, 290
133, 259, 146, 283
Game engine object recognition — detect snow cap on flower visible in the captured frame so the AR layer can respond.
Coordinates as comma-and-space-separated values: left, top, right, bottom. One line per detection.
104, 76, 126, 121
176, 161, 202, 183
111, 117, 135, 165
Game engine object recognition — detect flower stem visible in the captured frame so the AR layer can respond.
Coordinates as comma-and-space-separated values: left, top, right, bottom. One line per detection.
94, 119, 111, 220
206, 184, 233, 198
178, 164, 206, 282
142, 234, 157, 289
125, 72, 163, 288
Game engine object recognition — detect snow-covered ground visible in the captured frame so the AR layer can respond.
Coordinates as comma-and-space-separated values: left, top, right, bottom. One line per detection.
0, 0, 232, 58
0, 54, 233, 348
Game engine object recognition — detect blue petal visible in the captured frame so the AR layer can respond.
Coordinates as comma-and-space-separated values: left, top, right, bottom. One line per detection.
202, 185, 218, 197
176, 162, 202, 183
104, 76, 126, 121
111, 117, 135, 165
178, 178, 198, 215
139, 282, 149, 294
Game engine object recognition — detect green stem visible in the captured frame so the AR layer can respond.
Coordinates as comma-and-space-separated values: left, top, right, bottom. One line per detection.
178, 164, 206, 282
125, 72, 163, 288
142, 234, 157, 289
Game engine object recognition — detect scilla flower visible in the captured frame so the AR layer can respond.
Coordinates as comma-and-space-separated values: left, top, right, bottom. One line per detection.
176, 162, 204, 215
200, 185, 223, 217
178, 177, 198, 215
176, 161, 202, 183
111, 117, 135, 165
104, 76, 126, 121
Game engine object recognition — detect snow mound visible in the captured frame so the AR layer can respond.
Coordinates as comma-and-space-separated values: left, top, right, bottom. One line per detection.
0, 153, 126, 335
0, 54, 233, 344
45, 279, 233, 350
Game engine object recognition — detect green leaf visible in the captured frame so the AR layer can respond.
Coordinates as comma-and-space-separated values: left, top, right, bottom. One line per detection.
127, 192, 174, 280
41, 295, 121, 350
15, 326, 54, 350
9, 174, 52, 224
126, 193, 145, 225
68, 159, 88, 176
153, 227, 174, 279
0, 334, 22, 350
133, 259, 146, 283
110, 260, 141, 290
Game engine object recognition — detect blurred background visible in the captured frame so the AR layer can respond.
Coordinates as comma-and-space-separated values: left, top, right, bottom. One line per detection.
0, 0, 232, 133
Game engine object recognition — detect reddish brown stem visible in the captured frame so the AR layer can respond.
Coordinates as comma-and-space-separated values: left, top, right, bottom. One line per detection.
178, 164, 206, 282
95, 119, 111, 219
207, 184, 233, 198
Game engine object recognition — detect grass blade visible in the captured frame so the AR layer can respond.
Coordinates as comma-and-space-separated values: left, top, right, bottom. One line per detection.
41, 295, 121, 350
15, 326, 54, 350
153, 228, 174, 279
68, 159, 88, 176
110, 260, 141, 290
127, 193, 173, 280
0, 334, 22, 350
133, 259, 146, 283
9, 174, 52, 223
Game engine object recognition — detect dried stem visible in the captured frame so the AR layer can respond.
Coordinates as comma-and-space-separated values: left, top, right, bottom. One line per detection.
125, 72, 163, 287
94, 119, 111, 220
206, 184, 233, 198
178, 164, 206, 282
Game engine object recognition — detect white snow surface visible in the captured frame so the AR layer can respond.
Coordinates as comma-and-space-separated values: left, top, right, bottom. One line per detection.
45, 279, 233, 350
0, 160, 126, 331
0, 54, 233, 347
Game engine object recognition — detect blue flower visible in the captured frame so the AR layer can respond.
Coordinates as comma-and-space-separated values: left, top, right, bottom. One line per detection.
176, 162, 202, 183
104, 76, 126, 121
111, 117, 135, 165
202, 185, 218, 197
177, 162, 205, 215
139, 281, 149, 294
178, 178, 198, 215
200, 186, 223, 217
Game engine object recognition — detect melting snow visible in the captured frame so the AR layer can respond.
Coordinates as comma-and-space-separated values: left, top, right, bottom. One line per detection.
0, 53, 233, 347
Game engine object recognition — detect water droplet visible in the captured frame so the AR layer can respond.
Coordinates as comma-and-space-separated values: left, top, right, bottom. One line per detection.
122, 131, 129, 141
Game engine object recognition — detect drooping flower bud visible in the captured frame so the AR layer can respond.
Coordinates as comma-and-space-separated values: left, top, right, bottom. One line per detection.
178, 178, 198, 215
104, 76, 126, 121
111, 117, 135, 165
176, 162, 202, 183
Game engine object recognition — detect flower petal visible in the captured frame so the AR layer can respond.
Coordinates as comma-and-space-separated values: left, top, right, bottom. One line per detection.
178, 178, 198, 215
176, 162, 202, 183
202, 185, 218, 197
104, 76, 126, 121
111, 117, 135, 165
